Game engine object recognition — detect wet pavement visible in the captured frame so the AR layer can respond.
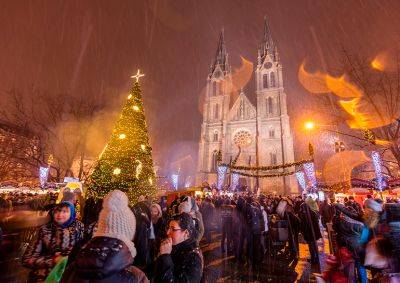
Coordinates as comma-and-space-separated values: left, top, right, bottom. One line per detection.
201, 230, 326, 282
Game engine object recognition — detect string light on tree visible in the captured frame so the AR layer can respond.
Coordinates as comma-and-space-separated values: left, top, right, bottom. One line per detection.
87, 69, 156, 203
135, 160, 143, 178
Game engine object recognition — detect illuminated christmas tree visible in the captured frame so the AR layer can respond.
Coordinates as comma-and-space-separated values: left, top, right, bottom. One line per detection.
87, 70, 156, 203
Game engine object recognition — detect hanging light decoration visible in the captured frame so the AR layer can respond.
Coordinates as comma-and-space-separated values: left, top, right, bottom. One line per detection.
171, 174, 179, 190
132, 105, 139, 111
231, 172, 239, 190
217, 165, 228, 190
295, 171, 307, 192
113, 168, 121, 175
119, 133, 126, 139
39, 166, 50, 187
303, 162, 317, 189
371, 151, 384, 191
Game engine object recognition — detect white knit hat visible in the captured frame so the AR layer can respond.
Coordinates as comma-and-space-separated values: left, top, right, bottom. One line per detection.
93, 190, 137, 258
178, 199, 192, 214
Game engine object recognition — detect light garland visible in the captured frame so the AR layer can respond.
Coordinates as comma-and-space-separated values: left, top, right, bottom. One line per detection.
217, 165, 228, 190
231, 169, 296, 178
220, 158, 313, 172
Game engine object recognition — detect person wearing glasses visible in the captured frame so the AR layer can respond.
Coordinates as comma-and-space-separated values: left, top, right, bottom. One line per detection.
153, 212, 203, 282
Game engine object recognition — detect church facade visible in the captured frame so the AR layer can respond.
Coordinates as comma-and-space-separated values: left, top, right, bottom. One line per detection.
196, 19, 296, 194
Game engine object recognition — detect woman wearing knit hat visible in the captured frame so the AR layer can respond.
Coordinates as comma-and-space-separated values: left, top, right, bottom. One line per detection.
22, 201, 84, 283
153, 212, 203, 283
61, 190, 149, 283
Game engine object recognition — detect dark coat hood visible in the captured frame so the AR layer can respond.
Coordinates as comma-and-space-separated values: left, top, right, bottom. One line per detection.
74, 237, 133, 280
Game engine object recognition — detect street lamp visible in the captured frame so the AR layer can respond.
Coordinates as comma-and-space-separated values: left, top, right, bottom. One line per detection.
304, 121, 315, 131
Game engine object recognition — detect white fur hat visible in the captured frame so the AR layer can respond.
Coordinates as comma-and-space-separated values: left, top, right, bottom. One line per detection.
93, 190, 137, 258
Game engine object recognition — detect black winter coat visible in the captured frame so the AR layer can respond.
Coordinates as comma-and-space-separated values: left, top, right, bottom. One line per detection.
154, 238, 203, 283
298, 203, 322, 242
61, 237, 148, 283
332, 204, 364, 260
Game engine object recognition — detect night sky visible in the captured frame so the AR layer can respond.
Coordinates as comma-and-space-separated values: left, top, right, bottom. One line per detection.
1, 0, 400, 172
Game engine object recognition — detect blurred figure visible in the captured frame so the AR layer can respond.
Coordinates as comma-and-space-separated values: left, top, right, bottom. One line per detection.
220, 198, 234, 253
200, 197, 214, 245
298, 197, 322, 264
61, 190, 148, 283
22, 201, 84, 283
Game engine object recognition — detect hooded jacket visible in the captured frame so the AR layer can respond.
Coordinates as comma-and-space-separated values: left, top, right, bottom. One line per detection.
333, 204, 365, 260
61, 237, 148, 283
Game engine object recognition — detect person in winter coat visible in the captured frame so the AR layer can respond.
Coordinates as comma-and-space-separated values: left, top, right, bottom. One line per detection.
154, 212, 203, 283
132, 200, 153, 270
178, 197, 204, 245
333, 203, 367, 282
61, 190, 148, 283
298, 198, 322, 264
319, 198, 335, 228
22, 201, 84, 283
220, 198, 234, 253
200, 197, 214, 244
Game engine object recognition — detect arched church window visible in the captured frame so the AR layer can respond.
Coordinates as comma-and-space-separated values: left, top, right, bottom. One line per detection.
212, 81, 218, 96
270, 152, 277, 165
269, 128, 275, 138
214, 104, 219, 119
211, 150, 218, 172
270, 72, 276, 88
213, 131, 219, 142
268, 97, 273, 115
263, 74, 269, 89
238, 99, 244, 118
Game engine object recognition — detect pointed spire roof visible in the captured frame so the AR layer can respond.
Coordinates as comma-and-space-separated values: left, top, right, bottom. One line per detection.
210, 30, 230, 77
259, 16, 278, 63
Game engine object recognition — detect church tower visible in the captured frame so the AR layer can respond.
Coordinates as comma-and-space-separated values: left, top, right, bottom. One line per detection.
196, 19, 295, 194
255, 17, 295, 193
196, 31, 232, 185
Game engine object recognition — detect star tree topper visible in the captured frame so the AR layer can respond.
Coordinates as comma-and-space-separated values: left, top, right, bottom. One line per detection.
131, 69, 145, 83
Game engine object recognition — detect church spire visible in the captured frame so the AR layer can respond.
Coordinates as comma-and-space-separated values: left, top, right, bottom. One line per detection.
210, 29, 230, 77
258, 16, 278, 64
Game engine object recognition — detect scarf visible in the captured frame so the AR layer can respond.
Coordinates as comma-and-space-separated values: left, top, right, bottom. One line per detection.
58, 201, 76, 228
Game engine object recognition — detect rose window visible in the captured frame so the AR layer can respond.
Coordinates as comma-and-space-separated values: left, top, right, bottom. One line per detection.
233, 130, 252, 147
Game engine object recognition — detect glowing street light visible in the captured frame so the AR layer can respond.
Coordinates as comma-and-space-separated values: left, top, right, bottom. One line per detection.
304, 121, 315, 131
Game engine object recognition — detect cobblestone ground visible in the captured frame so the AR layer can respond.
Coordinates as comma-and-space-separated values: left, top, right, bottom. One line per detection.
201, 230, 328, 283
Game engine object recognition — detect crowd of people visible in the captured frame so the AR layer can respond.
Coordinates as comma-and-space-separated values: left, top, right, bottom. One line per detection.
1, 187, 399, 282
